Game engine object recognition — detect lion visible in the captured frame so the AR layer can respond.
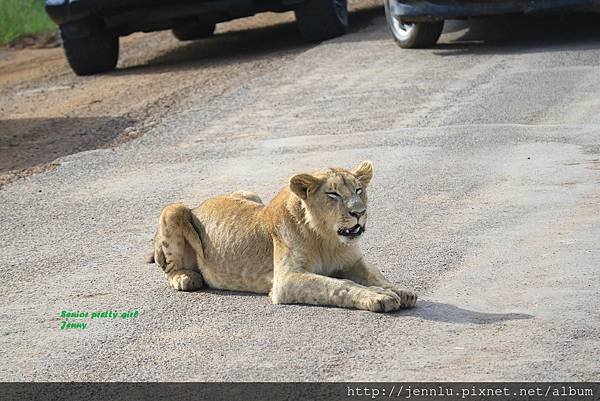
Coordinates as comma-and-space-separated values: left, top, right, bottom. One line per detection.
146, 161, 417, 312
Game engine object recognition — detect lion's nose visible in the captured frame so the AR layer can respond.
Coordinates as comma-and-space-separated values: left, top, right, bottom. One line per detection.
350, 209, 366, 219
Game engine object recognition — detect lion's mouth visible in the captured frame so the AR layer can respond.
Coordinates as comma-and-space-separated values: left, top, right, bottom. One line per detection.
337, 224, 364, 238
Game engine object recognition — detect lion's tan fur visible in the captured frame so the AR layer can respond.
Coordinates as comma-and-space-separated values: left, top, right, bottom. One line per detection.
149, 161, 417, 312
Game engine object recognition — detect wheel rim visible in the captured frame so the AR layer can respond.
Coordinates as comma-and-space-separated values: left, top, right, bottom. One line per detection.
390, 17, 414, 41
333, 0, 348, 24
385, 0, 414, 41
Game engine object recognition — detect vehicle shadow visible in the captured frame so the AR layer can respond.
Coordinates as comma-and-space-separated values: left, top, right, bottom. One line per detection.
113, 5, 383, 75
434, 14, 600, 56
398, 300, 533, 324
0, 117, 136, 174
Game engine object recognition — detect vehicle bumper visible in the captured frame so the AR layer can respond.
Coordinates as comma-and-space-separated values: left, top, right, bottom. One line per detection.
45, 0, 262, 26
390, 0, 600, 21
45, 0, 162, 25
45, 0, 92, 25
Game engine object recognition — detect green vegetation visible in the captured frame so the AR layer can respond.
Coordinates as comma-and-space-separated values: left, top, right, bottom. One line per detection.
0, 0, 56, 44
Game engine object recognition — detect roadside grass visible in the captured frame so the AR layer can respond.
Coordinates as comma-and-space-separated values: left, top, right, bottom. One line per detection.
0, 0, 56, 44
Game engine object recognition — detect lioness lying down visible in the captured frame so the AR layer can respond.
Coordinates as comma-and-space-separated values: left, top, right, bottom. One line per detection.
147, 161, 417, 312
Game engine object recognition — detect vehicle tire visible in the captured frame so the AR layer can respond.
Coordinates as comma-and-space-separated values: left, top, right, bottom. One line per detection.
60, 21, 119, 76
295, 0, 348, 42
384, 0, 444, 48
172, 23, 216, 41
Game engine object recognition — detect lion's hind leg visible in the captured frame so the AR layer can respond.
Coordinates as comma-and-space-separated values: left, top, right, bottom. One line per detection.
156, 203, 205, 291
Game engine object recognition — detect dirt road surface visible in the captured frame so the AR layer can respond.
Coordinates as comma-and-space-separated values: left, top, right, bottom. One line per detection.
1, 3, 599, 381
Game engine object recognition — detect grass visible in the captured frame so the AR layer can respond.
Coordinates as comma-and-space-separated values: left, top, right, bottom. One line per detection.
0, 0, 56, 44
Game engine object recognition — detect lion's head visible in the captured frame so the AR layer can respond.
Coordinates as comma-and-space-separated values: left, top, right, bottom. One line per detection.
289, 161, 373, 244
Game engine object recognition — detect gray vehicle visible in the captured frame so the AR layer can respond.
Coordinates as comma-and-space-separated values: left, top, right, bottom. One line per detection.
384, 0, 600, 48
45, 0, 349, 75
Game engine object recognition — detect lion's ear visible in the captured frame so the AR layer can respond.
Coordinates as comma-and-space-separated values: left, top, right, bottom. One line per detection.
289, 174, 321, 200
351, 160, 373, 187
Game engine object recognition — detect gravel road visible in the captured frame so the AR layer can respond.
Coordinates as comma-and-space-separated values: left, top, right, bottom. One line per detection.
0, 6, 599, 381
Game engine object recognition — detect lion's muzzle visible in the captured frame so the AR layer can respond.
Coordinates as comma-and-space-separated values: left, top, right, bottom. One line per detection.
337, 224, 365, 238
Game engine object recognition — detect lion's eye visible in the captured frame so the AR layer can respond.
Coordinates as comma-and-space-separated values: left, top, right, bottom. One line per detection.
356, 188, 363, 195
326, 192, 341, 200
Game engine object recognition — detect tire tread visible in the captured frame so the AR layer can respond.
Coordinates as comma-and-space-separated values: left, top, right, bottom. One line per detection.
61, 22, 118, 76
295, 0, 348, 42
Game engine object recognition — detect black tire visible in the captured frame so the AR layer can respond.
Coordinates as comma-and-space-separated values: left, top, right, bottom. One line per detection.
384, 0, 443, 48
172, 23, 216, 41
60, 21, 119, 76
295, 0, 348, 42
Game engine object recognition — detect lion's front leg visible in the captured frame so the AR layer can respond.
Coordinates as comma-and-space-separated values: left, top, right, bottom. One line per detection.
339, 258, 418, 309
270, 244, 402, 312
271, 271, 402, 312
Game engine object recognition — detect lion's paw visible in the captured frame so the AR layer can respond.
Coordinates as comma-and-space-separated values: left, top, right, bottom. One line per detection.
360, 289, 401, 313
386, 287, 418, 308
168, 270, 204, 291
